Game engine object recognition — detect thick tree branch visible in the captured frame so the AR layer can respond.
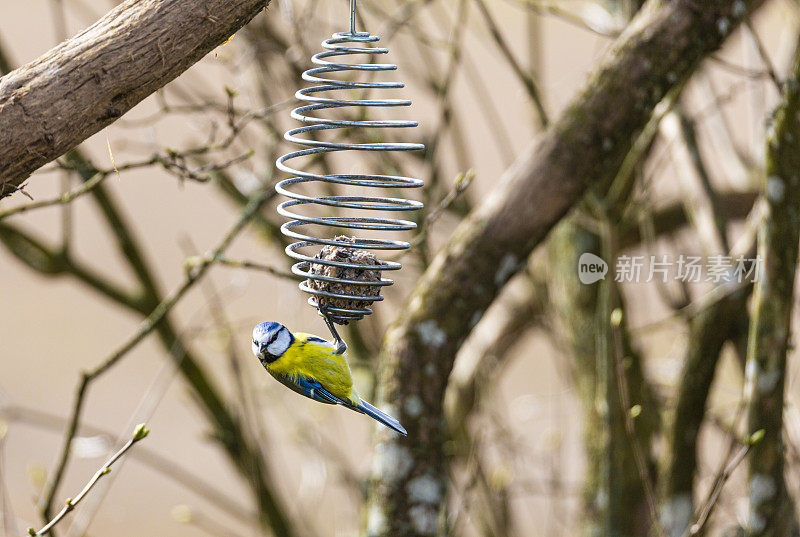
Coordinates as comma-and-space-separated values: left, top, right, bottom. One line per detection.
444, 270, 546, 432
0, 0, 268, 196
744, 34, 800, 537
366, 2, 764, 536
548, 221, 660, 537
661, 284, 750, 537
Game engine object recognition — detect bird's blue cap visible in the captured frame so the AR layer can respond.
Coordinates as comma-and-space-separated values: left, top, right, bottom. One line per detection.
253, 321, 283, 338
252, 321, 293, 364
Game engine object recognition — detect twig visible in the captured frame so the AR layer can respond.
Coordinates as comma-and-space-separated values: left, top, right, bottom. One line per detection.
0, 172, 106, 220
690, 71, 753, 186
708, 55, 777, 81
686, 429, 759, 537
392, 169, 475, 263
185, 255, 296, 280
609, 310, 663, 536
1, 405, 254, 523
472, 0, 548, 126
424, 169, 475, 227
662, 277, 752, 536
743, 19, 782, 93
630, 274, 761, 335
595, 217, 663, 537
38, 375, 90, 528
31, 177, 288, 534
0, 181, 33, 200
88, 180, 274, 380
673, 106, 730, 253
66, 343, 180, 534
502, 0, 620, 37
186, 235, 271, 481
420, 0, 473, 225
29, 423, 150, 536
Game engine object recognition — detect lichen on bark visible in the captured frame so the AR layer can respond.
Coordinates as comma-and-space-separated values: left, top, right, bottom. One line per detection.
744, 35, 800, 537
548, 221, 659, 537
365, 3, 764, 536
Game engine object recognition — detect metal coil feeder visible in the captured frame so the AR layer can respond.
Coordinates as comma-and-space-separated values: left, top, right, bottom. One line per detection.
276, 1, 424, 347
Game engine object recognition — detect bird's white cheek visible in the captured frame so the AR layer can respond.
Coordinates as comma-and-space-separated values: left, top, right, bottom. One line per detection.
268, 331, 291, 356
251, 341, 260, 358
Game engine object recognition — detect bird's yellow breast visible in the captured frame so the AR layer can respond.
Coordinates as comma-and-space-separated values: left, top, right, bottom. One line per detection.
267, 333, 358, 403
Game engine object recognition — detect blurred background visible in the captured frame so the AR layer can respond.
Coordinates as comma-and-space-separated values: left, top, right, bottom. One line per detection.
0, 1, 797, 536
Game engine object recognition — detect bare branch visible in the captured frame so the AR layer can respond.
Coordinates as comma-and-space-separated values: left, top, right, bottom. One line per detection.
1, 405, 254, 523
473, 0, 548, 126
689, 440, 752, 537
38, 375, 90, 529
88, 180, 274, 381
185, 255, 296, 281
367, 2, 764, 535
743, 33, 800, 537
0, 0, 269, 197
0, 172, 105, 220
30, 423, 150, 536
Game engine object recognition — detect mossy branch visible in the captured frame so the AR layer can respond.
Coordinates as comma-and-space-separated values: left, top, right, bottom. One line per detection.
743, 34, 800, 537
661, 283, 751, 537
366, 2, 763, 535
548, 218, 660, 537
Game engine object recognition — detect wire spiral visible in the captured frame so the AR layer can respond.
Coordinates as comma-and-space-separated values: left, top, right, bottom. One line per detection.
276, 31, 424, 324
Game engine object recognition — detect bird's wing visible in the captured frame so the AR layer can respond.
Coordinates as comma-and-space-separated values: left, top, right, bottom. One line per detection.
270, 367, 406, 435
269, 370, 351, 407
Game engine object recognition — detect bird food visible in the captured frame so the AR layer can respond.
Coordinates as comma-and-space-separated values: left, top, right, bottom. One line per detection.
306, 236, 382, 318
276, 27, 424, 325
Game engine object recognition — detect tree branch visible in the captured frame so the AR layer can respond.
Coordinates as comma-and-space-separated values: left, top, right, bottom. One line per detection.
366, 1, 764, 536
548, 221, 660, 537
0, 0, 268, 197
0, 146, 295, 535
443, 270, 546, 432
662, 284, 751, 537
743, 33, 800, 537
30, 423, 150, 536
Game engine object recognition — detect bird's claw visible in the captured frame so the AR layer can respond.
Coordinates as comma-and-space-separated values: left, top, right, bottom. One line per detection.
321, 307, 348, 355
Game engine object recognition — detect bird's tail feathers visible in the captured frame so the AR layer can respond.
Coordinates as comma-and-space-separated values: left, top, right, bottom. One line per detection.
356, 399, 408, 436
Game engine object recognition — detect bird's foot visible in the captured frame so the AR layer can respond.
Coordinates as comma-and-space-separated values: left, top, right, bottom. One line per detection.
321, 307, 348, 355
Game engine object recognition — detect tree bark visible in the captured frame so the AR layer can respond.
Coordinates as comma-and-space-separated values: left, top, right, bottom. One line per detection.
662, 286, 750, 537
0, 0, 268, 197
365, 1, 764, 536
548, 222, 659, 537
744, 34, 800, 537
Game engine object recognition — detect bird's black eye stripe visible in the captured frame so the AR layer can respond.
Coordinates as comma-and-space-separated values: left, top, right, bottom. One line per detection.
266, 329, 281, 346
253, 328, 286, 351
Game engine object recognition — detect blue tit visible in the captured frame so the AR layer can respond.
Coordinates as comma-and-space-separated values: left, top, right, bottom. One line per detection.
251, 321, 407, 436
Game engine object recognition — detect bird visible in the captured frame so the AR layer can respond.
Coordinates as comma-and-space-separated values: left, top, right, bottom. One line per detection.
251, 321, 407, 436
